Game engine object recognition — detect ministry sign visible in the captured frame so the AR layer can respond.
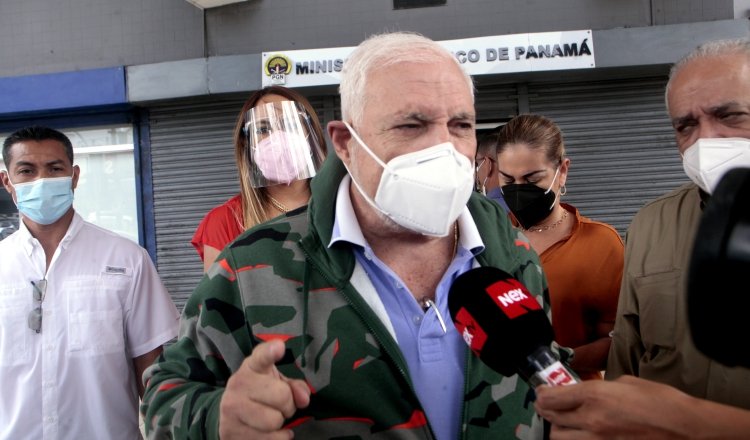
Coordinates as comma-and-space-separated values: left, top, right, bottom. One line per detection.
262, 30, 594, 88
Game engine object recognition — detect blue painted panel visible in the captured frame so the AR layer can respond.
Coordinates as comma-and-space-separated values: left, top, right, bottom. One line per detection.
0, 67, 126, 114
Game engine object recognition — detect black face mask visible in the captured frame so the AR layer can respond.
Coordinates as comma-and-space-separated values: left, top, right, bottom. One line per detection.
501, 183, 557, 229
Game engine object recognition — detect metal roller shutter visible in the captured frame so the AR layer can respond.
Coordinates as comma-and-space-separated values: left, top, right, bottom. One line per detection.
149, 96, 243, 311
526, 76, 687, 237
474, 83, 519, 122
149, 94, 339, 311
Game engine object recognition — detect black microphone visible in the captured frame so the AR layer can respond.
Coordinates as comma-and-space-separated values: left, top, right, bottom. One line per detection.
688, 167, 750, 368
448, 266, 578, 388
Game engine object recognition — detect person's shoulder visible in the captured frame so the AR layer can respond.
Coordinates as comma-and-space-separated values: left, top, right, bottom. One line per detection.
580, 222, 623, 246
215, 194, 242, 211
633, 182, 698, 221
468, 192, 520, 249
625, 182, 699, 241
0, 229, 22, 250
575, 211, 623, 243
563, 206, 624, 254
202, 194, 243, 221
79, 220, 147, 254
469, 192, 511, 225
228, 204, 310, 252
646, 181, 696, 204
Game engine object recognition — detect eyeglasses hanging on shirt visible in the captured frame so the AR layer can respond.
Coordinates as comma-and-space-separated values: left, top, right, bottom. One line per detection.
28, 279, 47, 333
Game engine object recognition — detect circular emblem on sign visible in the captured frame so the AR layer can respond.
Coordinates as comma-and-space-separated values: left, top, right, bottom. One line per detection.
264, 54, 292, 76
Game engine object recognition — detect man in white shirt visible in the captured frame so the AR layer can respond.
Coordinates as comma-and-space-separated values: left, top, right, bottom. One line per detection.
0, 125, 180, 439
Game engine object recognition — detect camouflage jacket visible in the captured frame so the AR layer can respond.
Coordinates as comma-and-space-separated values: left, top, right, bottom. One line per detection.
142, 155, 552, 439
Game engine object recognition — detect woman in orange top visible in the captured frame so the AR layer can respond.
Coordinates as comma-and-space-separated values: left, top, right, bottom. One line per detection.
191, 86, 327, 272
495, 114, 624, 380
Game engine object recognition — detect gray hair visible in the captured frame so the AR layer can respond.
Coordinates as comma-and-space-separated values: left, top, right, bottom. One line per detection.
339, 31, 475, 125
665, 38, 750, 112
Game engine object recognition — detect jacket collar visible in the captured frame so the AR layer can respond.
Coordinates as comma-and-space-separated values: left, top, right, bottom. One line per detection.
299, 154, 354, 285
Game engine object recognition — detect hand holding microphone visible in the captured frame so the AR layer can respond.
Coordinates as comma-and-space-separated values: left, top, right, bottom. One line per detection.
448, 266, 578, 388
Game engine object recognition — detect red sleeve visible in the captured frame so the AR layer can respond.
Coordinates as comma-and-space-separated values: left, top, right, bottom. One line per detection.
191, 195, 244, 261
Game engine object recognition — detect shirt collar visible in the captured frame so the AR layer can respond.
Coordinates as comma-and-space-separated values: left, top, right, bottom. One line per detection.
330, 175, 485, 255
16, 211, 83, 257
16, 218, 36, 257
330, 175, 367, 249
60, 212, 84, 249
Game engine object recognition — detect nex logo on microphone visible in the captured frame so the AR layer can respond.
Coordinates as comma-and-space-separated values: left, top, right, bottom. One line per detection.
547, 367, 577, 386
487, 279, 541, 319
454, 308, 488, 353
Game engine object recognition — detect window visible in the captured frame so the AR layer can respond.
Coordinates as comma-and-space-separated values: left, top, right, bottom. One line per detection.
0, 124, 139, 243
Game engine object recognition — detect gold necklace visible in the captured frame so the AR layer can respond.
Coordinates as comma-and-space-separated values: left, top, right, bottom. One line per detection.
267, 195, 289, 213
524, 210, 568, 233
452, 221, 459, 259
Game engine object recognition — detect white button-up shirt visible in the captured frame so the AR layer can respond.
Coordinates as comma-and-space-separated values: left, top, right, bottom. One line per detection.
0, 213, 179, 439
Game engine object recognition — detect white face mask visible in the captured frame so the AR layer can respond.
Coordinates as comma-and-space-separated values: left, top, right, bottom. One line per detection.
343, 122, 475, 237
682, 138, 750, 194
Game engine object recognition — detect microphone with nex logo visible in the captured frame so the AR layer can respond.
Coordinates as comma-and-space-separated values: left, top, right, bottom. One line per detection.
448, 266, 578, 388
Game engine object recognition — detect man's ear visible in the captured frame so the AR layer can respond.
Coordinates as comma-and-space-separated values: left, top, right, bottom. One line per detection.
328, 120, 354, 165
72, 165, 81, 190
488, 158, 499, 179
0, 170, 11, 195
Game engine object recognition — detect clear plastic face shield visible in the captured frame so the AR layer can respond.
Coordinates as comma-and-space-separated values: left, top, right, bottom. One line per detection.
244, 100, 326, 188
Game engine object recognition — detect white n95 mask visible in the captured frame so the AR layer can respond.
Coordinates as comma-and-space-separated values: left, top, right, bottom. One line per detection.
682, 138, 750, 194
343, 122, 475, 237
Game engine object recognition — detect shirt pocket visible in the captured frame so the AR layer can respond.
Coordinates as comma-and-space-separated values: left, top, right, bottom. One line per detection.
66, 274, 129, 357
634, 270, 680, 350
0, 284, 32, 366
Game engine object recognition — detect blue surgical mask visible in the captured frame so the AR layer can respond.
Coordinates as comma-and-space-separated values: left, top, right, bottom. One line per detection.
9, 176, 74, 225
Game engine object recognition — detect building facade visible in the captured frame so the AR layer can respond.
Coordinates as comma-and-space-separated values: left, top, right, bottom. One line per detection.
0, 0, 748, 309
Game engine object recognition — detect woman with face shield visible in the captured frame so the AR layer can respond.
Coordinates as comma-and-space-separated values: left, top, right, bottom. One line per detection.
191, 86, 327, 272
495, 114, 624, 381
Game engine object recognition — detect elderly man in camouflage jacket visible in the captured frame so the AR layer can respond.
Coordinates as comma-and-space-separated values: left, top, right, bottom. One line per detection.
142, 31, 559, 440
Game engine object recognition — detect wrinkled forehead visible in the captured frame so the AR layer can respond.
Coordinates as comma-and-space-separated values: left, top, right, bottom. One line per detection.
669, 55, 750, 109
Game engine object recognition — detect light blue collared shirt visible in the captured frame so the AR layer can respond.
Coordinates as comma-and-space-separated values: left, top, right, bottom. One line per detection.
330, 175, 485, 440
